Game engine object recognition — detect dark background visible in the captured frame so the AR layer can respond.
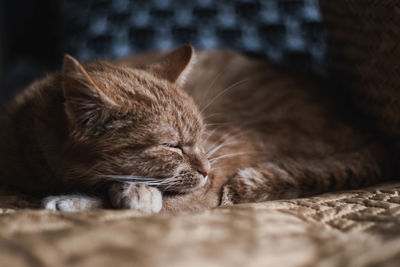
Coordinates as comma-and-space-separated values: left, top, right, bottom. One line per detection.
0, 0, 325, 108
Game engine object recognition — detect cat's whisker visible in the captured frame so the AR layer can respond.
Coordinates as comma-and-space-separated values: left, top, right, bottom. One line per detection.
99, 175, 163, 184
158, 177, 177, 184
205, 128, 251, 156
119, 180, 162, 185
206, 129, 238, 146
203, 124, 228, 144
158, 178, 180, 190
209, 151, 254, 165
101, 174, 184, 187
206, 141, 226, 158
198, 69, 228, 111
214, 128, 248, 142
200, 79, 250, 114
100, 175, 157, 180
206, 143, 226, 158
212, 130, 253, 150
126, 181, 161, 185
206, 139, 233, 156
163, 182, 176, 190
206, 141, 239, 158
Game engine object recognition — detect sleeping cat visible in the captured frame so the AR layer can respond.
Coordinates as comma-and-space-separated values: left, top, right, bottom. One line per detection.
0, 45, 394, 212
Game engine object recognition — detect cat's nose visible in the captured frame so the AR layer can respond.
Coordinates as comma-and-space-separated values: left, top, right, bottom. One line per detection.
197, 160, 210, 177
187, 145, 210, 177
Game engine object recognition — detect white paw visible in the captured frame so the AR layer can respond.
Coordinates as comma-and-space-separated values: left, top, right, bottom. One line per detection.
42, 195, 103, 212
109, 184, 162, 213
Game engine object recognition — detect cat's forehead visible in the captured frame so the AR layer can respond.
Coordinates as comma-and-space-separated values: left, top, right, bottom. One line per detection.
85, 62, 204, 143
87, 63, 146, 88
148, 102, 203, 145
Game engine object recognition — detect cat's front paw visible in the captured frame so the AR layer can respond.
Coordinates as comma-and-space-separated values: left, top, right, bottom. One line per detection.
109, 183, 162, 213
43, 195, 103, 212
220, 168, 270, 205
220, 166, 300, 205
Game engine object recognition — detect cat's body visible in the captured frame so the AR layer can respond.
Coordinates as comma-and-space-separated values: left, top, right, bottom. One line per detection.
0, 46, 394, 212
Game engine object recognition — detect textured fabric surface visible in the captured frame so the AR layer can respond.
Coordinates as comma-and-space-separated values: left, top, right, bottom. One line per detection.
1, 183, 400, 266
320, 0, 400, 151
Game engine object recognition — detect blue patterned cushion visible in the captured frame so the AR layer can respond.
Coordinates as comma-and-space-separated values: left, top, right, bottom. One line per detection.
60, 0, 325, 72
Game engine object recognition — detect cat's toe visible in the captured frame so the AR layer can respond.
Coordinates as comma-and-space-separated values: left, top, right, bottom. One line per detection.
109, 184, 162, 213
43, 196, 78, 211
42, 195, 102, 212
135, 185, 162, 213
43, 196, 60, 211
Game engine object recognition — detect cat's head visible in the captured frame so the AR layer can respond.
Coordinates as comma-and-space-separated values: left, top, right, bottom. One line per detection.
62, 45, 210, 193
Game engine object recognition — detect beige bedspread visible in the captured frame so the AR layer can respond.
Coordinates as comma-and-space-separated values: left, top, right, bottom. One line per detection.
1, 183, 400, 267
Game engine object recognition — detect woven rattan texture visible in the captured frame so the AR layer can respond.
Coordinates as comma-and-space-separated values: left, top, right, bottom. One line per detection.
320, 1, 400, 150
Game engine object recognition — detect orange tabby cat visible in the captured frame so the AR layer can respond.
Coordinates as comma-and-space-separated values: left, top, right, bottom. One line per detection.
0, 45, 395, 212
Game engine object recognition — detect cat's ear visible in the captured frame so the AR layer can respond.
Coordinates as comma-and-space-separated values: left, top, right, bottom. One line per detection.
145, 44, 195, 86
62, 55, 117, 128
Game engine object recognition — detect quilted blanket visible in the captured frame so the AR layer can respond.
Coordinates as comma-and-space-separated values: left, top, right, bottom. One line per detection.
1, 183, 400, 267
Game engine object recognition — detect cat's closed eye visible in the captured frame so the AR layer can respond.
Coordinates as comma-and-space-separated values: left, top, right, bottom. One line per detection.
163, 144, 183, 155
